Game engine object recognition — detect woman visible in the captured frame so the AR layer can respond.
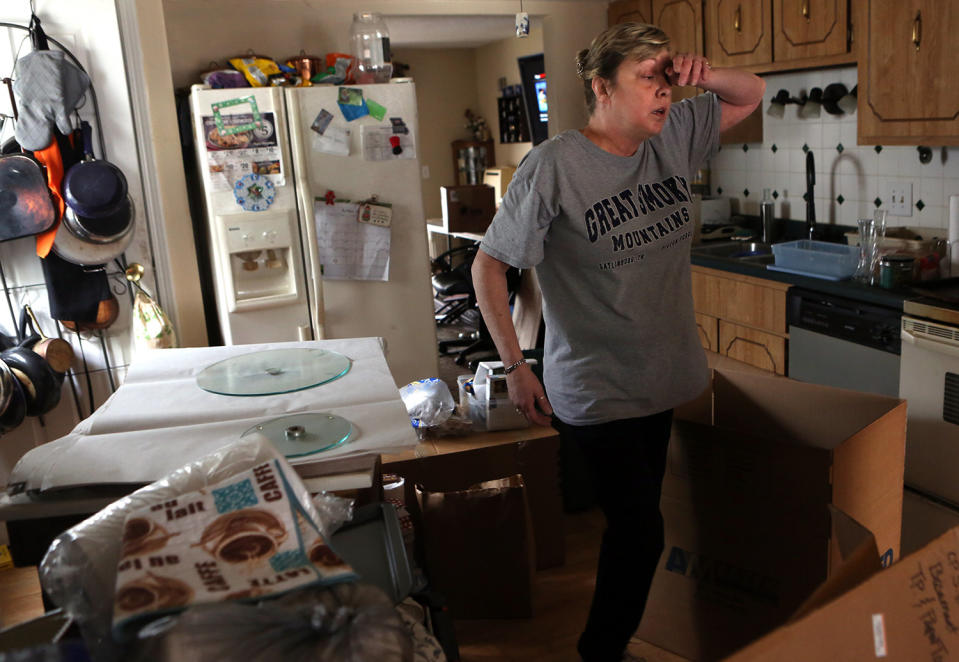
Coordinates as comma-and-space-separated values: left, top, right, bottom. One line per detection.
472, 22, 764, 662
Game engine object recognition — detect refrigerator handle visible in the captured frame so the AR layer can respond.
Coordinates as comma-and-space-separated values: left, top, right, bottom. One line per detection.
285, 88, 327, 339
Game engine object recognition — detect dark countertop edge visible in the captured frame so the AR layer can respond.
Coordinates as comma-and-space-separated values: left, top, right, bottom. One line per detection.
690, 254, 910, 310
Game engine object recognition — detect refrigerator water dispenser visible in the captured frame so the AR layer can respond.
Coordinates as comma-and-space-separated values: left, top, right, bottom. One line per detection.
216, 211, 301, 312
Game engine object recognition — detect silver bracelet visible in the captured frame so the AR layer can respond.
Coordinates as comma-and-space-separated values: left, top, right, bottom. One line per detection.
503, 358, 528, 374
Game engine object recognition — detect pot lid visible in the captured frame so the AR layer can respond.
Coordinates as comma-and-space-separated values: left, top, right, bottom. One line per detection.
64, 160, 128, 218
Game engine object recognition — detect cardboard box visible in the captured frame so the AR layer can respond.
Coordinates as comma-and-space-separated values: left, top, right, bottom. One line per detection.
725, 523, 959, 661
440, 185, 495, 234
483, 165, 516, 206
638, 368, 907, 661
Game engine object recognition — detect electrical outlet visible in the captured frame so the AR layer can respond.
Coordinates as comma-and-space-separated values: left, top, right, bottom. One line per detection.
421, 166, 430, 180
888, 183, 913, 216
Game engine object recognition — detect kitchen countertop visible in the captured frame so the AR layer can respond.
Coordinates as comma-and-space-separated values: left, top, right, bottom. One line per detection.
690, 251, 912, 310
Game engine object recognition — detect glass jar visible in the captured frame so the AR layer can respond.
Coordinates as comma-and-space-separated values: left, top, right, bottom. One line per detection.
351, 12, 392, 84
879, 254, 915, 289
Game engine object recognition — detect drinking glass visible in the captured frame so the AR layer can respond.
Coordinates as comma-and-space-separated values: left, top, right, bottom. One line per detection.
869, 209, 888, 285
855, 218, 875, 283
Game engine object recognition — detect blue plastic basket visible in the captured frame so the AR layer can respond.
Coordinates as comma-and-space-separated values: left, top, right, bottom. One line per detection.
771, 240, 859, 279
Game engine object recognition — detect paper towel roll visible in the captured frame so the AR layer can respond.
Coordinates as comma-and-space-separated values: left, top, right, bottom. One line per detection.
950, 195, 959, 277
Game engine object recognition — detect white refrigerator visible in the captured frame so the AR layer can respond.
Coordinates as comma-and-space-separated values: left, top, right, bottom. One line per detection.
190, 82, 438, 387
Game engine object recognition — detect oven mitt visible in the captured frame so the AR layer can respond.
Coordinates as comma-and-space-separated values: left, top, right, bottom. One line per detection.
13, 50, 90, 151
32, 137, 65, 258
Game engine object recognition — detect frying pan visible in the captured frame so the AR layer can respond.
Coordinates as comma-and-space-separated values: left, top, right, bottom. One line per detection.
0, 359, 26, 434
62, 122, 128, 219
1, 345, 61, 416
0, 152, 58, 242
60, 295, 119, 332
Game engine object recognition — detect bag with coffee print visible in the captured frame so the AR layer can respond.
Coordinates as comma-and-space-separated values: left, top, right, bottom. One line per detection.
37, 436, 352, 659
111, 456, 356, 639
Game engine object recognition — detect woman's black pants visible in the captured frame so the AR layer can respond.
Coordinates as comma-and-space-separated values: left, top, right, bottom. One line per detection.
554, 409, 674, 662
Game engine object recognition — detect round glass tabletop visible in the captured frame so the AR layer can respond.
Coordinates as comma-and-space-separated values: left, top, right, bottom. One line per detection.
196, 348, 351, 396
241, 412, 353, 458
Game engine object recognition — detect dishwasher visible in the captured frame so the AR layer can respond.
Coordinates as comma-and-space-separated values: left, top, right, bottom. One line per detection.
786, 287, 901, 397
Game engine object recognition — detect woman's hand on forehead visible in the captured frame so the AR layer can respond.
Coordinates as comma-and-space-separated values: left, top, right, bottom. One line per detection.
666, 52, 711, 88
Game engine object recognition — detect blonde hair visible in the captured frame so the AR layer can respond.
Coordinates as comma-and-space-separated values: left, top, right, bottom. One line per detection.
575, 23, 670, 114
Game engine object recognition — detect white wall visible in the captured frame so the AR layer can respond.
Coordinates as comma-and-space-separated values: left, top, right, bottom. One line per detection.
390, 48, 480, 220
712, 66, 959, 235
475, 29, 545, 168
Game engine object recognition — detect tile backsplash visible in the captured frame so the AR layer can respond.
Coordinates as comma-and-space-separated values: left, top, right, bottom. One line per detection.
710, 66, 959, 235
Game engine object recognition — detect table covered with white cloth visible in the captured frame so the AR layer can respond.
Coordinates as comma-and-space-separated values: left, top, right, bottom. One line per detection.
9, 338, 416, 492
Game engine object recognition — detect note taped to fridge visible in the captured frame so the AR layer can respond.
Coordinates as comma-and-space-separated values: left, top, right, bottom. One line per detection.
361, 125, 415, 161
314, 201, 390, 281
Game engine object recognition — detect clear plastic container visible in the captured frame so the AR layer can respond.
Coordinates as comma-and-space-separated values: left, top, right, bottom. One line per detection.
771, 240, 860, 278
351, 12, 393, 84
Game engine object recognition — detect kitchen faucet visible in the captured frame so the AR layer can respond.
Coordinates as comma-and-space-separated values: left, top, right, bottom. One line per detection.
806, 150, 816, 240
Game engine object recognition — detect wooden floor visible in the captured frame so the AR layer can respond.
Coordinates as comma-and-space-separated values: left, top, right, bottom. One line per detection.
0, 508, 684, 661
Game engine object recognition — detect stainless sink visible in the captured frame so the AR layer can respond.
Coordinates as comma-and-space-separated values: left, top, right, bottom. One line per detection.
691, 241, 774, 262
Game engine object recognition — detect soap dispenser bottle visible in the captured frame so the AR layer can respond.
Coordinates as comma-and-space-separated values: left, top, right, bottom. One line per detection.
760, 188, 775, 244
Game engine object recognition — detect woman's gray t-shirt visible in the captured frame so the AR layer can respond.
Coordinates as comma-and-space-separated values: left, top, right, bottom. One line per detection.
480, 92, 721, 426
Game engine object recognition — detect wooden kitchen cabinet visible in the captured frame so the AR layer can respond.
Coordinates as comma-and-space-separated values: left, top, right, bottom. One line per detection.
705, 0, 856, 74
610, 0, 763, 142
608, 0, 653, 26
858, 1, 959, 145
705, 0, 772, 68
773, 0, 849, 62
695, 312, 720, 353
652, 0, 703, 102
691, 265, 790, 374
720, 320, 787, 375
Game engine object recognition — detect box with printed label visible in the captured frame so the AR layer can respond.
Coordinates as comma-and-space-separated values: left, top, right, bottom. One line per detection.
725, 523, 959, 661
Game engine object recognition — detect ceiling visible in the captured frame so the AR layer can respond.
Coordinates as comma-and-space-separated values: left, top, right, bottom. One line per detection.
386, 14, 540, 49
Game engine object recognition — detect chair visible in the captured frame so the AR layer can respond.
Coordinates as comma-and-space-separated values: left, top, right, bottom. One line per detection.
430, 244, 521, 367
431, 243, 479, 327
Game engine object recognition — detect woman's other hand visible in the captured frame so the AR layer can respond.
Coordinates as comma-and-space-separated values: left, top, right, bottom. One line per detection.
507, 365, 553, 426
666, 53, 711, 88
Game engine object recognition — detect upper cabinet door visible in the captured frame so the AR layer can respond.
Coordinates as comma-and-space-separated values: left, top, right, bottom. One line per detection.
653, 0, 704, 101
859, 1, 959, 145
705, 0, 773, 68
608, 0, 654, 26
774, 0, 849, 61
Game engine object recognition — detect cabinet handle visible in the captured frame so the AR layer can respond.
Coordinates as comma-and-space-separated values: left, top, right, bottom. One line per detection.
734, 4, 742, 31
724, 336, 779, 373
912, 10, 922, 52
801, 0, 810, 20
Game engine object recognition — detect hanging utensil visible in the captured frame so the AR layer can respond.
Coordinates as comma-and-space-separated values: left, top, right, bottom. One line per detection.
0, 152, 59, 242
60, 293, 119, 332
52, 199, 135, 266
0, 359, 26, 435
62, 122, 128, 219
22, 304, 74, 374
0, 344, 60, 417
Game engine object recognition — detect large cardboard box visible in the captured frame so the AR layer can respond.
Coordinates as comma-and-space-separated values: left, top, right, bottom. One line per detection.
638, 368, 907, 661
726, 523, 959, 661
440, 185, 495, 234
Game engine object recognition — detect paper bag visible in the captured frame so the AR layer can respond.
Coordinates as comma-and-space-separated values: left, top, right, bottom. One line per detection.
415, 474, 535, 619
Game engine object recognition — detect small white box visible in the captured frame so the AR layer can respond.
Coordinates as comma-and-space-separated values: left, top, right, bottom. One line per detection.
461, 360, 537, 431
